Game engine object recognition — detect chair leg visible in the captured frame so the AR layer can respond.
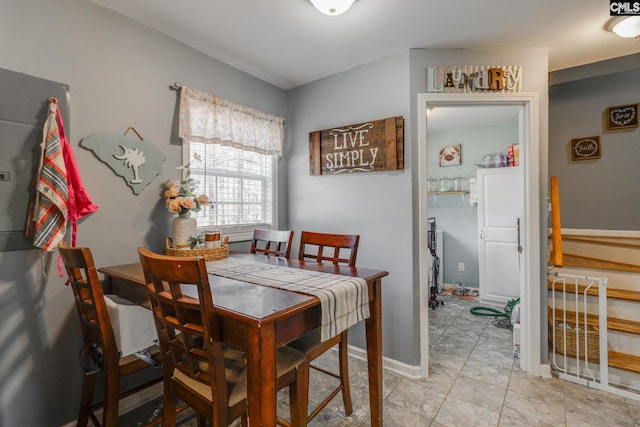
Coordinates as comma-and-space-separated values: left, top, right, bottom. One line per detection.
338, 332, 353, 416
161, 384, 177, 427
289, 359, 309, 427
77, 372, 97, 427
102, 370, 121, 427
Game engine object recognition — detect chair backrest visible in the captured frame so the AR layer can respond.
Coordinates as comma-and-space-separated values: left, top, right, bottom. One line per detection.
137, 247, 230, 412
250, 229, 294, 258
298, 231, 360, 267
58, 241, 118, 371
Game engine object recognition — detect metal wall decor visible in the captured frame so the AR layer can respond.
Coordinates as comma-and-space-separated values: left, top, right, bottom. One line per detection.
80, 127, 166, 194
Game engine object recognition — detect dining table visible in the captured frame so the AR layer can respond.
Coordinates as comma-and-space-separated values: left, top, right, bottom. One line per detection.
98, 252, 388, 427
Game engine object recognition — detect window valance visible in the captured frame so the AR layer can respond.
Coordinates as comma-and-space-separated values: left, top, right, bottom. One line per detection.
178, 86, 284, 156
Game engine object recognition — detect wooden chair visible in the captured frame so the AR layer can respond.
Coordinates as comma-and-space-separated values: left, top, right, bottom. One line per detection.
250, 228, 294, 258
137, 247, 309, 427
288, 231, 360, 424
58, 241, 163, 427
298, 230, 359, 266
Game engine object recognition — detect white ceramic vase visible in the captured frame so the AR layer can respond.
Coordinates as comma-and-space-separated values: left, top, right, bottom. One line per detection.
172, 211, 197, 245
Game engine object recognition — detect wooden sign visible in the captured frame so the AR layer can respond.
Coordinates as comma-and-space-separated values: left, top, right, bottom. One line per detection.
606, 103, 638, 130
571, 136, 601, 161
309, 116, 404, 175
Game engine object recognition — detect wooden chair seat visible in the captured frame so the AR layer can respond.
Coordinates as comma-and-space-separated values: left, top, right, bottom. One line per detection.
172, 344, 306, 408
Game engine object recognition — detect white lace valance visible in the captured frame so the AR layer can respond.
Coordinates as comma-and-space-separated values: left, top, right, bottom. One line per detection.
178, 86, 284, 156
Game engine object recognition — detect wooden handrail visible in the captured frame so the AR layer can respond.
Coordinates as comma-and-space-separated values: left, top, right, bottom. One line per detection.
550, 176, 563, 267
549, 251, 640, 274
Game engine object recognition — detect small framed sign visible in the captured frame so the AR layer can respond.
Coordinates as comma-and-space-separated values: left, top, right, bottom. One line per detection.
605, 103, 638, 130
439, 144, 461, 166
571, 136, 601, 161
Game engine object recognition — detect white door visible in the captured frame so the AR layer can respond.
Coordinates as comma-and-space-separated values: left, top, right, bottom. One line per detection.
477, 167, 522, 305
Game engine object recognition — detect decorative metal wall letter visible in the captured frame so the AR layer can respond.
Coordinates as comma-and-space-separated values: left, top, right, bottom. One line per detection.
426, 65, 522, 93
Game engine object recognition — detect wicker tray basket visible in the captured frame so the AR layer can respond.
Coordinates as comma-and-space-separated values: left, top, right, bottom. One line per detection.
165, 236, 228, 261
549, 322, 600, 362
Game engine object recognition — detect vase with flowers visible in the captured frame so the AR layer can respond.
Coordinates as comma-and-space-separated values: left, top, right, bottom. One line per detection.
165, 154, 210, 246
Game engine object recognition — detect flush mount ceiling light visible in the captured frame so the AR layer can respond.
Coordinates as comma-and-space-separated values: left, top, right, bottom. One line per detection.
309, 0, 356, 16
605, 16, 640, 40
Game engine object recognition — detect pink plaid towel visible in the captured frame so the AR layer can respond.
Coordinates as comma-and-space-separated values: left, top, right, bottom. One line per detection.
29, 102, 68, 251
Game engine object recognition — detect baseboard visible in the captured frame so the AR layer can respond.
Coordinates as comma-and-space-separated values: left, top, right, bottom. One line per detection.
539, 363, 552, 378
347, 344, 422, 379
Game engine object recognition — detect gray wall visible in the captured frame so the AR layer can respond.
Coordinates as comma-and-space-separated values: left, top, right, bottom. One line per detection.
286, 52, 415, 364
287, 48, 550, 369
549, 57, 640, 230
0, 0, 287, 425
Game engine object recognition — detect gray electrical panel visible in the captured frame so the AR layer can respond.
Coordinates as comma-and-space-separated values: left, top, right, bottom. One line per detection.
0, 68, 69, 251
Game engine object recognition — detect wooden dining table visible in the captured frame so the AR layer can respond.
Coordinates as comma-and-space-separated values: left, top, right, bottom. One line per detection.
98, 253, 388, 427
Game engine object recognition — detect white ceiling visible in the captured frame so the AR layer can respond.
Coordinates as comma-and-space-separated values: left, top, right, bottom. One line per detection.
89, 0, 639, 90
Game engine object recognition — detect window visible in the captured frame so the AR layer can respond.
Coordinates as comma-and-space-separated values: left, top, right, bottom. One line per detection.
183, 142, 276, 237
177, 85, 284, 240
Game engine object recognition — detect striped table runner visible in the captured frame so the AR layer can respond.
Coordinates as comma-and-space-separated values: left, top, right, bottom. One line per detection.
206, 258, 369, 341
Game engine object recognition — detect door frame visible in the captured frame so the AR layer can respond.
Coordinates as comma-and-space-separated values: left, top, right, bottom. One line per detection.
417, 93, 541, 377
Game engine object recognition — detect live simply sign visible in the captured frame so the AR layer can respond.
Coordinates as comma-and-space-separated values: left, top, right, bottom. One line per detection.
427, 65, 522, 93
309, 116, 404, 175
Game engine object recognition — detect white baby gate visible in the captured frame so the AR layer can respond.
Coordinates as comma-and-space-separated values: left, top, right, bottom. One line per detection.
549, 272, 640, 401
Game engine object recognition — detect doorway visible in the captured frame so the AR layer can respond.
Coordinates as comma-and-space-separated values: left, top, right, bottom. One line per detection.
417, 93, 541, 377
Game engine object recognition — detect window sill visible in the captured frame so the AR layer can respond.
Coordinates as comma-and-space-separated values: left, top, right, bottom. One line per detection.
225, 231, 253, 243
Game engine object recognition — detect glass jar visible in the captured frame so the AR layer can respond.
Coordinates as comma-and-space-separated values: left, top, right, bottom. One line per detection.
427, 176, 438, 192
453, 175, 467, 192
439, 177, 452, 192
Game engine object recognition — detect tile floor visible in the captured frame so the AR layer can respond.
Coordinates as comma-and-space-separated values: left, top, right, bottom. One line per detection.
121, 294, 640, 426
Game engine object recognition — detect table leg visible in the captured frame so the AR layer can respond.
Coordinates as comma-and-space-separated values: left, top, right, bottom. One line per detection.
246, 323, 277, 426
365, 277, 383, 427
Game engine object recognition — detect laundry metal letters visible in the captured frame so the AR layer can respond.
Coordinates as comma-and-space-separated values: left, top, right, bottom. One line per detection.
309, 117, 404, 175
427, 65, 522, 93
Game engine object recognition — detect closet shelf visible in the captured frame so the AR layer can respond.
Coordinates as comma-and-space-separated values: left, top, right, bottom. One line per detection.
427, 191, 469, 195
428, 191, 469, 202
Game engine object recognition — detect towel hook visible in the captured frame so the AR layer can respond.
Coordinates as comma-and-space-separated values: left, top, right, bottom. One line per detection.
48, 97, 58, 104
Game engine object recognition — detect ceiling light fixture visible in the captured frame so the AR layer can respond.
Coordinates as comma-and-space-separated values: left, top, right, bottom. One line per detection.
309, 0, 356, 16
605, 16, 640, 40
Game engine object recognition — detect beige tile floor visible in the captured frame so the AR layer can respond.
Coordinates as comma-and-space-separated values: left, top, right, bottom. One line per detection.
121, 294, 640, 426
